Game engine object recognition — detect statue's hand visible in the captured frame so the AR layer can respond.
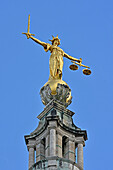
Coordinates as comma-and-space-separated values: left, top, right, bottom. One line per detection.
22, 32, 34, 39
25, 33, 31, 39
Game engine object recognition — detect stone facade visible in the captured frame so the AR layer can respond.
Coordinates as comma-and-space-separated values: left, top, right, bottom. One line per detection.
25, 100, 87, 170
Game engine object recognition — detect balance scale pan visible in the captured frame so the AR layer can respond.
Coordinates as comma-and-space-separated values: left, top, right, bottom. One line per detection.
69, 64, 78, 71
83, 69, 91, 75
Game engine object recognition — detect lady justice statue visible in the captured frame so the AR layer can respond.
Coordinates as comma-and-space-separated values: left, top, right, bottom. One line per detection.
23, 15, 91, 107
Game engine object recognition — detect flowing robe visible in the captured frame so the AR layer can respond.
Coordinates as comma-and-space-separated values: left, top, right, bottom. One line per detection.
44, 44, 64, 80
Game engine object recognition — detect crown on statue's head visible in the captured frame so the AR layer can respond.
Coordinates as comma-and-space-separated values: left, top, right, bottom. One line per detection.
49, 35, 61, 45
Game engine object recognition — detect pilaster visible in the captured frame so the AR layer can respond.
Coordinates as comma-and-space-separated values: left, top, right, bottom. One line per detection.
65, 138, 75, 162
36, 140, 45, 162
50, 128, 56, 156
56, 133, 62, 157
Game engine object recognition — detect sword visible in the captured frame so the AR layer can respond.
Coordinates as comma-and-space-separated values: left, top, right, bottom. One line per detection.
22, 15, 35, 39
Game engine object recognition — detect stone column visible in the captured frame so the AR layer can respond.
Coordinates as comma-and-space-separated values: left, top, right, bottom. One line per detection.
29, 147, 35, 169
50, 129, 56, 156
77, 143, 83, 170
45, 134, 49, 157
56, 133, 62, 157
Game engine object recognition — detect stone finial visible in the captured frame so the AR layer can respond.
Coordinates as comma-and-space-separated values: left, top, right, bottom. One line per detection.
40, 84, 72, 107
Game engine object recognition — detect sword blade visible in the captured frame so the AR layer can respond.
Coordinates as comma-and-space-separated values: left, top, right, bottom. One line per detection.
27, 14, 30, 33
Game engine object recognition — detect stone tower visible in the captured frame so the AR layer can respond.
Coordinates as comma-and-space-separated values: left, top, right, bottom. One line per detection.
25, 94, 87, 170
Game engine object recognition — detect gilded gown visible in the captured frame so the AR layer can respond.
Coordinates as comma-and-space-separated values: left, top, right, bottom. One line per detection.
44, 44, 64, 80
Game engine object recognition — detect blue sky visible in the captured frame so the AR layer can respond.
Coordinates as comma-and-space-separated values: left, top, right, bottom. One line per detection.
0, 0, 113, 169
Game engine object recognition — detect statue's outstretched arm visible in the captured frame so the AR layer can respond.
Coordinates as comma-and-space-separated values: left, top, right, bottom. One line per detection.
30, 36, 47, 48
64, 52, 81, 63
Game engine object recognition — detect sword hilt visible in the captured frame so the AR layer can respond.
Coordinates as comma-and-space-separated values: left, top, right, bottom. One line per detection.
22, 32, 35, 39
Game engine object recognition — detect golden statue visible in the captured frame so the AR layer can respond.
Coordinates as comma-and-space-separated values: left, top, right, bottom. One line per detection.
22, 15, 91, 106
29, 35, 82, 79
23, 15, 82, 79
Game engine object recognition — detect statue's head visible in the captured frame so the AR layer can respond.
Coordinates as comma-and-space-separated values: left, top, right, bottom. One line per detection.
49, 35, 60, 46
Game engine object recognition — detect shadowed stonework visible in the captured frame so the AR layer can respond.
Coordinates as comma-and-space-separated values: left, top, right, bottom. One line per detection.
25, 100, 87, 170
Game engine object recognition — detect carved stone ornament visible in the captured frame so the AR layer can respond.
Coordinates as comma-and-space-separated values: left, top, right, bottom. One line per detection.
40, 84, 72, 107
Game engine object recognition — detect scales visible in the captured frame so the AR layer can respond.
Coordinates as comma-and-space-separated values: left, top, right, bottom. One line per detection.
69, 64, 78, 71
83, 68, 91, 75
69, 59, 91, 75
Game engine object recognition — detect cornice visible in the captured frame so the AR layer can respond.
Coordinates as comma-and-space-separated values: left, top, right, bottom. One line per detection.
37, 99, 75, 120
25, 115, 87, 146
